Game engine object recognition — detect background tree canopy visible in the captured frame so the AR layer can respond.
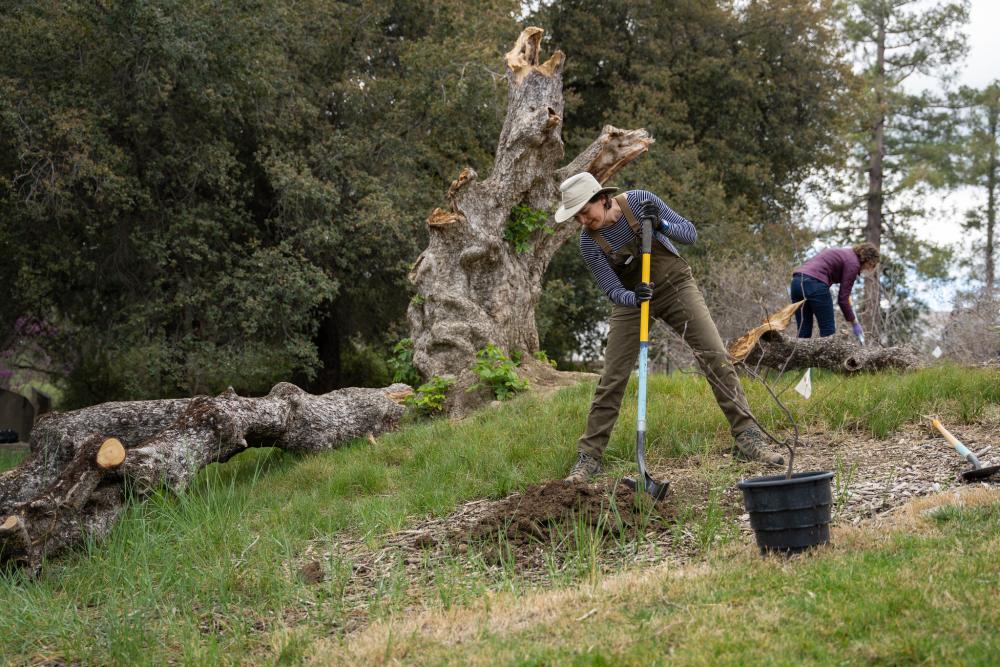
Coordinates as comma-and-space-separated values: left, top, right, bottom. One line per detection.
0, 0, 990, 407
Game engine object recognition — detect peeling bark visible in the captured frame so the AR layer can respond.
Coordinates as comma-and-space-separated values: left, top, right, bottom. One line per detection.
407, 27, 653, 392
0, 382, 410, 575
740, 331, 920, 374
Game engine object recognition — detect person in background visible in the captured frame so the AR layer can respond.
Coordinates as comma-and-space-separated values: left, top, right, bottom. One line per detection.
553, 172, 785, 483
790, 243, 880, 340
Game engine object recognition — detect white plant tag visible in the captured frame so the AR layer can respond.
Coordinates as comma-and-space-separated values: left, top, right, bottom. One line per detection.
795, 368, 813, 399
932, 346, 942, 358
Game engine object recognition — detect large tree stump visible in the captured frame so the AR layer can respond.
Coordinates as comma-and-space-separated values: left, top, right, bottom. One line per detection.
0, 382, 410, 575
407, 27, 652, 412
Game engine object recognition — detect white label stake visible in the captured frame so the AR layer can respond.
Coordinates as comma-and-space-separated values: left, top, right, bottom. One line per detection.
795, 368, 813, 399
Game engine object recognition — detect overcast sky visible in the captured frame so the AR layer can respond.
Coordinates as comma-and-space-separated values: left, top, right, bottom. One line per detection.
888, 0, 997, 309
959, 1, 1000, 88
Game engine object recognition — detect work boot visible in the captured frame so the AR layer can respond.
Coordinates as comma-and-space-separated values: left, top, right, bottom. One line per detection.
734, 428, 784, 467
565, 451, 602, 482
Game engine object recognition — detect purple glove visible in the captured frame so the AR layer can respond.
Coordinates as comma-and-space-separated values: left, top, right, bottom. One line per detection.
852, 322, 863, 337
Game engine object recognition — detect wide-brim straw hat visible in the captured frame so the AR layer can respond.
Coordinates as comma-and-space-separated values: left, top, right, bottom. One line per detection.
554, 172, 618, 223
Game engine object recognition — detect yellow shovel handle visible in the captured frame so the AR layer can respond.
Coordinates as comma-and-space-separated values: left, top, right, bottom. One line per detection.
639, 252, 651, 343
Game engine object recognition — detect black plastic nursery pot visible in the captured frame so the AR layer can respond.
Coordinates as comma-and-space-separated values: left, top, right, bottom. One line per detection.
737, 470, 834, 555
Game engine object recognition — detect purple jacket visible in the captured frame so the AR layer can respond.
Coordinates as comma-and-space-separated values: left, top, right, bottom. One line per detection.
794, 247, 860, 322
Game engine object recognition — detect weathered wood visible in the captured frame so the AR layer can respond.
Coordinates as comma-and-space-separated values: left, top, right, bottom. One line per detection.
740, 330, 920, 373
407, 27, 652, 397
0, 397, 191, 510
0, 382, 410, 575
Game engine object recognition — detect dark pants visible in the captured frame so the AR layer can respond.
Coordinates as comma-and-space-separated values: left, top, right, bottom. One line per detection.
577, 244, 755, 459
790, 273, 835, 337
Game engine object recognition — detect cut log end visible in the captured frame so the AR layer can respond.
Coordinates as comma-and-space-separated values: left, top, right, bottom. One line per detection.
447, 167, 477, 200
96, 437, 126, 469
1, 515, 19, 533
586, 127, 654, 182
843, 356, 863, 372
386, 388, 414, 404
426, 208, 463, 227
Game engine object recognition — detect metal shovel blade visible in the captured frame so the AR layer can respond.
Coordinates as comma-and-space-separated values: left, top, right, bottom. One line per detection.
961, 464, 1000, 481
621, 431, 670, 501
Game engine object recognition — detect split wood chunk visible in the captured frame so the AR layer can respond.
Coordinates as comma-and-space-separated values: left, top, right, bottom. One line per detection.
729, 301, 805, 362
504, 27, 564, 84
1, 515, 18, 533
96, 438, 126, 469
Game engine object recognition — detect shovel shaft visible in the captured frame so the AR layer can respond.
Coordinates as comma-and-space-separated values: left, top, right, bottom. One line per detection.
639, 252, 651, 343
637, 342, 648, 432
931, 419, 982, 468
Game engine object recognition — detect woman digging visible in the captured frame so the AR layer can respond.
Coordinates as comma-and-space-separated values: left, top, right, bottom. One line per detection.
553, 172, 784, 482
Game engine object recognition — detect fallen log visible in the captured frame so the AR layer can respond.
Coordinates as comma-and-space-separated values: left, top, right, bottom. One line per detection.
738, 330, 920, 373
0, 397, 191, 510
0, 382, 411, 576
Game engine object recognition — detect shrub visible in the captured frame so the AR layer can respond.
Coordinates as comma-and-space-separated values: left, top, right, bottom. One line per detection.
469, 344, 528, 400
503, 204, 552, 254
407, 375, 455, 416
388, 338, 422, 386
534, 350, 557, 368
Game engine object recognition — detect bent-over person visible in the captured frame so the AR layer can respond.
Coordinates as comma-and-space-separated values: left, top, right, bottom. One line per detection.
553, 172, 784, 482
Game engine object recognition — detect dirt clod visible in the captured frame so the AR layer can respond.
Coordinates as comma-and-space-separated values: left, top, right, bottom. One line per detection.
459, 479, 667, 549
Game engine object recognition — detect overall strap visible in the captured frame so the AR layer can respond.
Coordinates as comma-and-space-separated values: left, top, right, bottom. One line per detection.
585, 193, 641, 256
614, 193, 641, 234
586, 227, 614, 255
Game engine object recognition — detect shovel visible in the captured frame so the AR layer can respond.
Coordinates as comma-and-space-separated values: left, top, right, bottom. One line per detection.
621, 212, 670, 501
930, 418, 1000, 482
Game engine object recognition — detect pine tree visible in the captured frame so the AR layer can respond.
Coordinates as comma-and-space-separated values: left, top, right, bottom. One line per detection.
958, 82, 1000, 295
839, 0, 969, 339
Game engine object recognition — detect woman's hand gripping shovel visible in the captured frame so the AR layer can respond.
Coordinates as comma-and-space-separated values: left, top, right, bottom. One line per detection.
621, 210, 670, 501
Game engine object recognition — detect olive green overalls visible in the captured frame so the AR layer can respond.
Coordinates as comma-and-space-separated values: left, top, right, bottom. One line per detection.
577, 194, 755, 460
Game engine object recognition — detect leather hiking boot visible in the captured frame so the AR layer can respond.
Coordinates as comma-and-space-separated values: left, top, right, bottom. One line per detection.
565, 451, 602, 482
734, 428, 784, 467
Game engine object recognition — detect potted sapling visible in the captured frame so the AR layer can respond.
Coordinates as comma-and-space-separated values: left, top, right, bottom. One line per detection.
734, 366, 834, 555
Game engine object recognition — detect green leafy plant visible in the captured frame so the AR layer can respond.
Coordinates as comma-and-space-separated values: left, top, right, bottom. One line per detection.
503, 204, 552, 254
407, 376, 454, 415
533, 350, 557, 368
388, 338, 421, 386
406, 375, 455, 416
469, 344, 528, 400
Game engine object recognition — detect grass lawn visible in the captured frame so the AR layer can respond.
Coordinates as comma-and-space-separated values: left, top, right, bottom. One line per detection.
0, 365, 997, 665
316, 489, 1000, 666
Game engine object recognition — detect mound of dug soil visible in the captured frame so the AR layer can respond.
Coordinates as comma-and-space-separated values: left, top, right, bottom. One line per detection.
354, 476, 720, 570
461, 479, 671, 549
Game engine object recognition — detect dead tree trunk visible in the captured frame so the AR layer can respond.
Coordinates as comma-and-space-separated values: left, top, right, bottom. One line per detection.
741, 331, 920, 373
0, 382, 410, 576
407, 28, 652, 403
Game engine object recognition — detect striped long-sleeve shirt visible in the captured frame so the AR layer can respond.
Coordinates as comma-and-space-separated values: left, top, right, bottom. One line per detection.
579, 190, 698, 307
